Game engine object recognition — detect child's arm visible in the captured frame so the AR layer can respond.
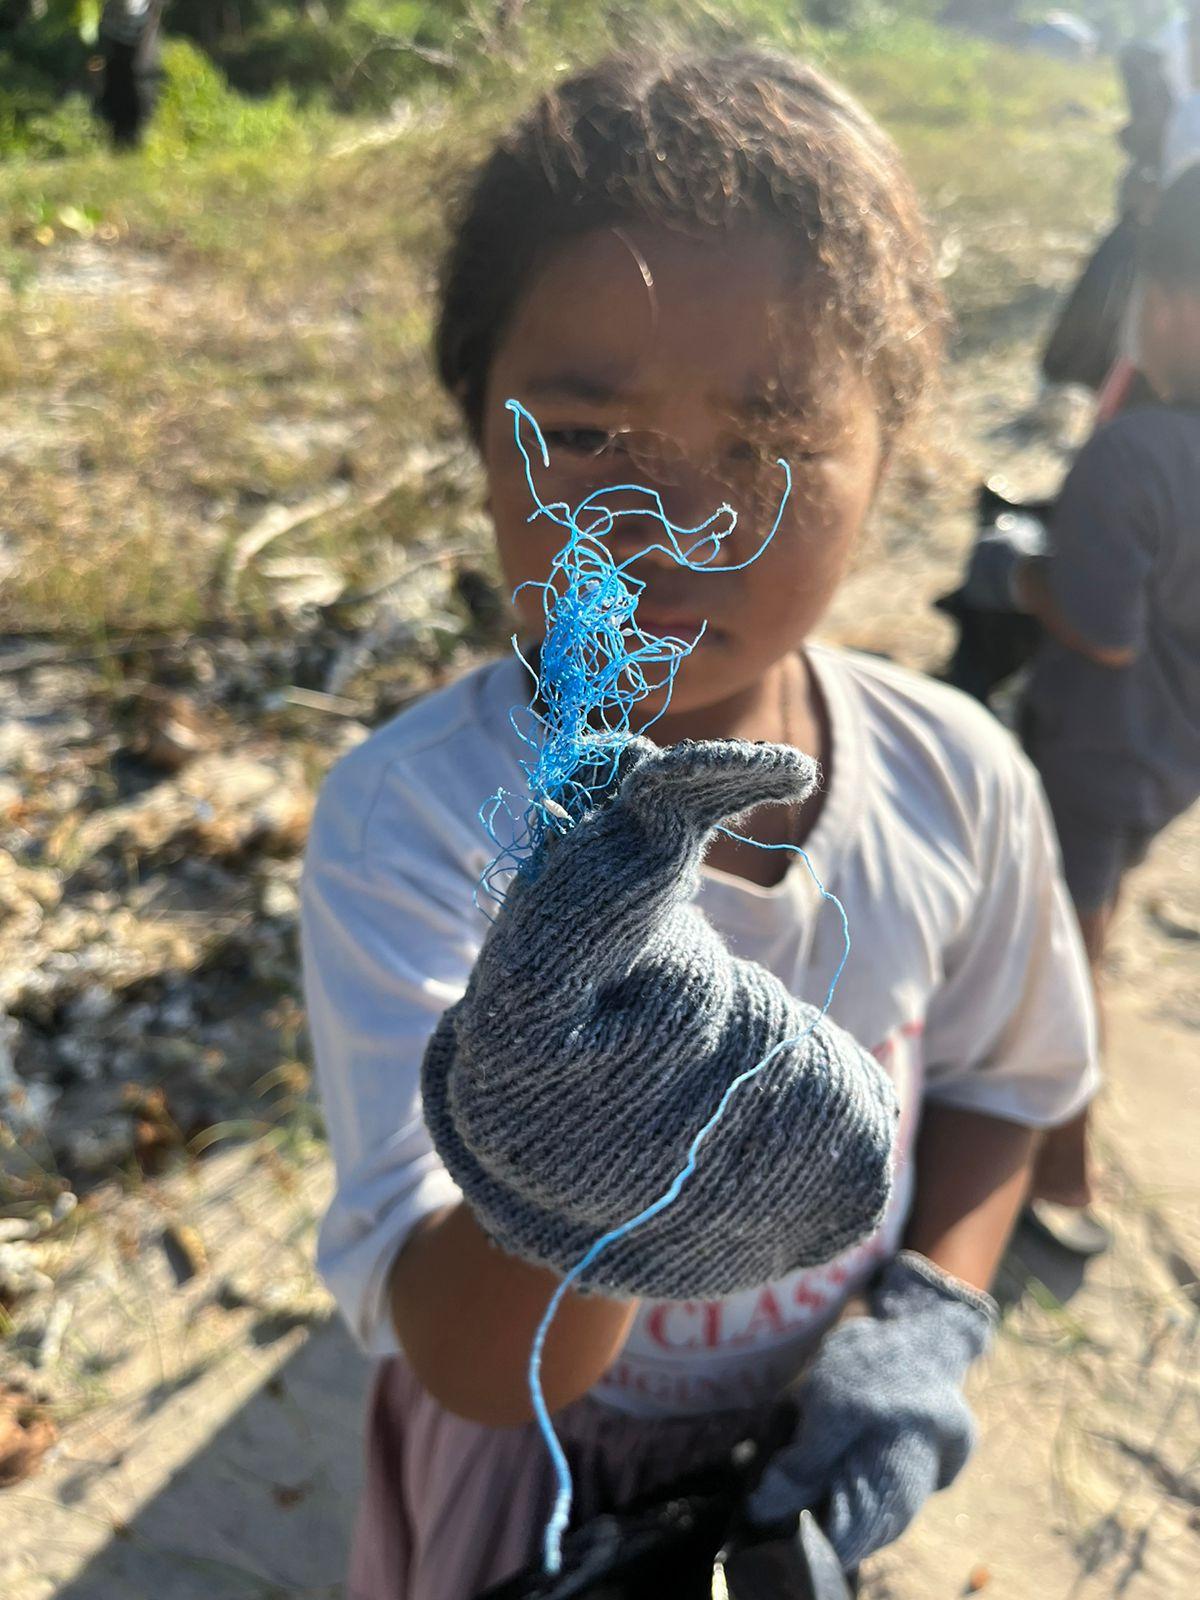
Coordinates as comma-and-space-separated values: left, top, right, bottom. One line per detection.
303, 753, 639, 1424
905, 740, 1098, 1294
1018, 418, 1157, 670
1016, 559, 1137, 668
903, 1103, 1035, 1291
390, 1202, 637, 1426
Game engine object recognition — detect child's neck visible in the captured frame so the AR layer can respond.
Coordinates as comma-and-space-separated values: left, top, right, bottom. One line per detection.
652, 654, 813, 746
654, 651, 830, 889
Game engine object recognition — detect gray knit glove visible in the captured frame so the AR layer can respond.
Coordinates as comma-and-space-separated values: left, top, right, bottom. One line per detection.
748, 1252, 998, 1571
421, 737, 899, 1301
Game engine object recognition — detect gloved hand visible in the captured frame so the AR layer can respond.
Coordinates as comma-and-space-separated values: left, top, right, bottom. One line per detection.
748, 1252, 997, 1571
421, 737, 899, 1301
957, 512, 1047, 613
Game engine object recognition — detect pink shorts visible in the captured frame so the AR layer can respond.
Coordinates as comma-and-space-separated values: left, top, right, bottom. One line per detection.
348, 1357, 777, 1600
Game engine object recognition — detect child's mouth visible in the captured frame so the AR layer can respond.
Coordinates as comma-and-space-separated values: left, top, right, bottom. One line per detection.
636, 613, 710, 642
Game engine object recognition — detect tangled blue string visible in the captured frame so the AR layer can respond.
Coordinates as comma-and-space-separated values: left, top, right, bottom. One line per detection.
476, 400, 853, 1573
477, 399, 792, 905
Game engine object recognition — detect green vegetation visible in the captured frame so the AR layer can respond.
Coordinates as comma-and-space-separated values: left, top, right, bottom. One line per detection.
0, 0, 1135, 155
0, 1, 1120, 632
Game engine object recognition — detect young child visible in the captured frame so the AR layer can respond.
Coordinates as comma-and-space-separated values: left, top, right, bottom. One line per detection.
301, 50, 1097, 1600
1018, 163, 1200, 1231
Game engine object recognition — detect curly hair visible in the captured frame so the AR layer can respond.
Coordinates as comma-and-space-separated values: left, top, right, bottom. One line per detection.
436, 48, 945, 445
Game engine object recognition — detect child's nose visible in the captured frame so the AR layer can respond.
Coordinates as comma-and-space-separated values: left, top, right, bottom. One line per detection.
579, 430, 732, 563
660, 471, 737, 565
664, 464, 725, 523
605, 489, 720, 568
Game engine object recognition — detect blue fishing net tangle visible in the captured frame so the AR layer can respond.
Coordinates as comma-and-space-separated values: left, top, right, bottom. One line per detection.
478, 398, 793, 905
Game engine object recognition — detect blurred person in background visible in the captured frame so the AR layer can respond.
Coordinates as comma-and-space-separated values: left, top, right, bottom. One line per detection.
97, 0, 162, 148
1091, 1, 1200, 421
1016, 165, 1200, 1253
1040, 3, 1200, 419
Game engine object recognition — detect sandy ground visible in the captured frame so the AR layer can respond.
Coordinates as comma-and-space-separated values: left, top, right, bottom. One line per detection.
1, 1151, 358, 1600
1, 356, 1197, 1597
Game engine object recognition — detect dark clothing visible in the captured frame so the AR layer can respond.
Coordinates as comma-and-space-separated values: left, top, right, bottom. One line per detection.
1032, 769, 1154, 914
1023, 405, 1200, 835
1040, 218, 1140, 391
97, 0, 161, 148
1117, 41, 1175, 179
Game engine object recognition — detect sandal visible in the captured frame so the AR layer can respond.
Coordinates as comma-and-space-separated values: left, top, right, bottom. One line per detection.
1023, 1200, 1112, 1258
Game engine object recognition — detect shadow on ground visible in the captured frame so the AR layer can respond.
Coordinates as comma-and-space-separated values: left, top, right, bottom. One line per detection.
42, 1230, 1089, 1600
995, 1215, 1090, 1313
53, 1316, 368, 1600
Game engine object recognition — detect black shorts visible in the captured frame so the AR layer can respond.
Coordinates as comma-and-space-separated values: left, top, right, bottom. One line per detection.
1038, 777, 1155, 916
1019, 707, 1164, 916
1053, 807, 1152, 916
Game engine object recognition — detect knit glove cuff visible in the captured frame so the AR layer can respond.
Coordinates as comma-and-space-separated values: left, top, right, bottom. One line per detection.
872, 1251, 998, 1351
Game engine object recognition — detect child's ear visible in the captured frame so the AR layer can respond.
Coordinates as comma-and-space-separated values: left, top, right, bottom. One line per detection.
1179, 288, 1200, 339
1140, 279, 1172, 344
1175, 293, 1200, 393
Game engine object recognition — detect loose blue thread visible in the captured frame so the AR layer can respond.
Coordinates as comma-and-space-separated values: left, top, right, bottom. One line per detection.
477, 400, 792, 906
477, 400, 851, 1573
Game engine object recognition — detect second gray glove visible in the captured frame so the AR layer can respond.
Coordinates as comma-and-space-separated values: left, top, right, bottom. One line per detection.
748, 1252, 998, 1570
422, 737, 899, 1301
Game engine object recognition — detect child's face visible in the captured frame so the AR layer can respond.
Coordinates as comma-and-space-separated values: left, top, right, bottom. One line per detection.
1139, 279, 1200, 402
480, 224, 884, 714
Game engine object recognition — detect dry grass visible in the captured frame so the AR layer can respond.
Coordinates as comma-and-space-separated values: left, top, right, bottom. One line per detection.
0, 18, 1120, 635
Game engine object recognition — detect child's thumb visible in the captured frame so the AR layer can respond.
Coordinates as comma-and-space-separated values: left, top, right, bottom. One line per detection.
620, 738, 819, 842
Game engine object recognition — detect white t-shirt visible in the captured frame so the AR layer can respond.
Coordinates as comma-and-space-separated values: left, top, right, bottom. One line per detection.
1150, 15, 1200, 181
1164, 92, 1200, 182
301, 647, 1098, 1419
1153, 16, 1192, 103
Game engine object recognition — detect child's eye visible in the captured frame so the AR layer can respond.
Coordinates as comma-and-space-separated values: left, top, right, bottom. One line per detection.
724, 438, 759, 465
722, 437, 787, 476
543, 427, 619, 459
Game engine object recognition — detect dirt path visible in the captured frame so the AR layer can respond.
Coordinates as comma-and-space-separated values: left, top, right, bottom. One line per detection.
1, 1151, 362, 1600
